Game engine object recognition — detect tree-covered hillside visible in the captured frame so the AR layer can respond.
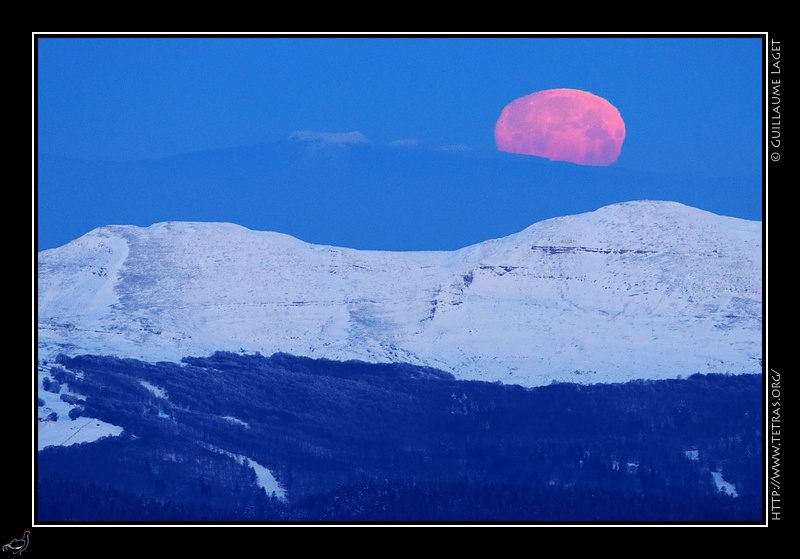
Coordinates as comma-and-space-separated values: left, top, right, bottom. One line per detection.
37, 352, 763, 523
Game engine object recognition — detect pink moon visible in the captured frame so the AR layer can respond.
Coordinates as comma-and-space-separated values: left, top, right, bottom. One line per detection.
495, 88, 626, 166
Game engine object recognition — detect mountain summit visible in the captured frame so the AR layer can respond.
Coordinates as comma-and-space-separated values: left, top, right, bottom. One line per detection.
37, 201, 762, 387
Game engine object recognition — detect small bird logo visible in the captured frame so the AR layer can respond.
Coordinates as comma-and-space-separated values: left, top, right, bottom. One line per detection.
2, 531, 29, 555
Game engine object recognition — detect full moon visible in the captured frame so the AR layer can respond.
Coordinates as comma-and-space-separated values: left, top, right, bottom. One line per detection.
495, 88, 626, 166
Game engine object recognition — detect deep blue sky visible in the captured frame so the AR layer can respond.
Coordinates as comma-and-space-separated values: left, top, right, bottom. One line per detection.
35, 34, 764, 252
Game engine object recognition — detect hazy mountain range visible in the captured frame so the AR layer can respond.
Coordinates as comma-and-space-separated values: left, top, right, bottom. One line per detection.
36, 132, 762, 254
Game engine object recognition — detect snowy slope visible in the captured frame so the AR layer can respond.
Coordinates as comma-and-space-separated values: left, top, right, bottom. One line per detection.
37, 200, 762, 387
37, 361, 123, 450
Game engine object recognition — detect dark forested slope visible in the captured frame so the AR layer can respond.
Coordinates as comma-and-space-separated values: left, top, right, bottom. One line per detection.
37, 352, 762, 523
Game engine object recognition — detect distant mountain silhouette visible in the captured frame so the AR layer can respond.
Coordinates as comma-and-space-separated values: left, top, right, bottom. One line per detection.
37, 137, 761, 253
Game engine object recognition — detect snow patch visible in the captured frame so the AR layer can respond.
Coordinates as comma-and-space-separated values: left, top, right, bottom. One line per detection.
37, 363, 124, 451
200, 443, 287, 501
140, 380, 168, 400
711, 471, 739, 497
221, 416, 250, 429
288, 130, 370, 146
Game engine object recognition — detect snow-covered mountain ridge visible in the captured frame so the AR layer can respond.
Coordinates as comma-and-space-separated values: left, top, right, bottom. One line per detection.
37, 200, 762, 387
